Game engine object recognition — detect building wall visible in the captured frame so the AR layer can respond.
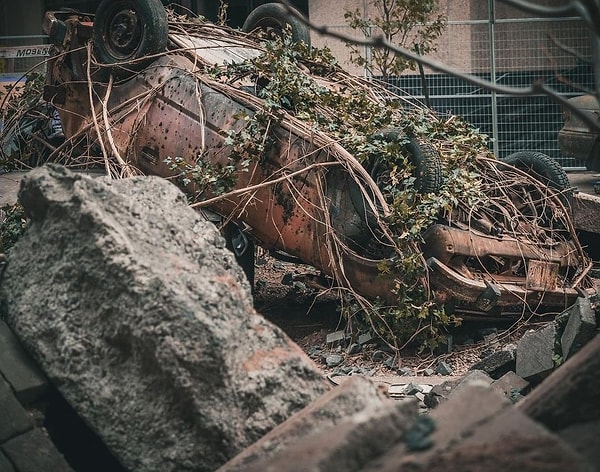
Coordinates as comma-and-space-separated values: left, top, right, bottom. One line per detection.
308, 0, 591, 76
0, 0, 44, 36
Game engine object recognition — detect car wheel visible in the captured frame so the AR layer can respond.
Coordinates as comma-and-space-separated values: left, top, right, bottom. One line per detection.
500, 151, 572, 207
93, 0, 168, 79
403, 136, 443, 194
371, 130, 443, 194
242, 3, 311, 46
349, 132, 442, 234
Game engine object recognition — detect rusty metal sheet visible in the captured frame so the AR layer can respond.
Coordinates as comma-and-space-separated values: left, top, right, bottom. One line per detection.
526, 260, 559, 291
170, 33, 260, 65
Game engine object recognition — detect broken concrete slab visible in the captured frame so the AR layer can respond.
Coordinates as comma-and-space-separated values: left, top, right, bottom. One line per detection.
434, 360, 453, 376
0, 166, 329, 472
560, 296, 597, 360
0, 321, 48, 404
228, 396, 418, 472
423, 370, 492, 409
383, 384, 595, 471
326, 330, 346, 344
491, 371, 530, 402
515, 323, 557, 381
220, 375, 400, 471
518, 333, 600, 431
469, 345, 516, 379
246, 382, 596, 471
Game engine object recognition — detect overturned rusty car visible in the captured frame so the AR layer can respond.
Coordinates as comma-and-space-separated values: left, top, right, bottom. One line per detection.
39, 1, 594, 321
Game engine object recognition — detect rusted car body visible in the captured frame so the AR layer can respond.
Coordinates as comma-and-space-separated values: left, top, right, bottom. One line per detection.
40, 3, 592, 314
558, 94, 600, 170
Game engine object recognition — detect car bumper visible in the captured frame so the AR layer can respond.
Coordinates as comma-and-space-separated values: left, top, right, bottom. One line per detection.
427, 257, 581, 311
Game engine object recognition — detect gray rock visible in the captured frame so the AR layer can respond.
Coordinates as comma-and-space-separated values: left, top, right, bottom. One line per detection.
326, 354, 344, 368
435, 361, 453, 376
469, 348, 515, 379
326, 330, 346, 344
424, 370, 492, 408
491, 371, 530, 401
516, 324, 557, 381
0, 166, 328, 472
561, 297, 597, 360
402, 383, 424, 395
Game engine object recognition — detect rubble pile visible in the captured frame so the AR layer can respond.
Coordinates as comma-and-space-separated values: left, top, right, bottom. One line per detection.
0, 166, 598, 471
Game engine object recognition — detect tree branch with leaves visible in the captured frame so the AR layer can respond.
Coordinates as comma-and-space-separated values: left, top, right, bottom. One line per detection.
344, 0, 446, 79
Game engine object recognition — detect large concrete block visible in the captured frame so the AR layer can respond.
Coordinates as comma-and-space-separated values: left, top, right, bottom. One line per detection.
0, 166, 329, 472
516, 324, 557, 380
561, 297, 597, 360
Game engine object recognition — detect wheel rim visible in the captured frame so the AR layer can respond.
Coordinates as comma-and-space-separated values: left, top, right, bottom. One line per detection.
106, 8, 142, 58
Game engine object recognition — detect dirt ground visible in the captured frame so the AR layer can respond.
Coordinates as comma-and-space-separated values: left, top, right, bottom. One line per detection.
251, 248, 565, 380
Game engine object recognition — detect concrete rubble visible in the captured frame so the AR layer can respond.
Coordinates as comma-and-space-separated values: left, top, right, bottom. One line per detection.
0, 165, 329, 471
0, 166, 598, 471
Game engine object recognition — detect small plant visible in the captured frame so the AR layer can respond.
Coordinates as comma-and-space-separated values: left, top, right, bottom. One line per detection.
344, 0, 446, 79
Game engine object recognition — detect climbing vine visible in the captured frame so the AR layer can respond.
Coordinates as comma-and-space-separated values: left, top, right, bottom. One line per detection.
182, 29, 492, 351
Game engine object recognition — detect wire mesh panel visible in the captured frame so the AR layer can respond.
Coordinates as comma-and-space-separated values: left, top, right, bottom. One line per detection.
387, 13, 594, 168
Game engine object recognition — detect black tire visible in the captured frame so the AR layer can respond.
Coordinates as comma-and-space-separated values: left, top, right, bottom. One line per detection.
349, 131, 442, 231
93, 0, 168, 78
501, 151, 572, 207
372, 130, 442, 194
403, 136, 443, 194
242, 3, 311, 46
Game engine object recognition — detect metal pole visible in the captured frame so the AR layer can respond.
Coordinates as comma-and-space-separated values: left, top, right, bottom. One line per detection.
363, 0, 372, 79
488, 0, 499, 157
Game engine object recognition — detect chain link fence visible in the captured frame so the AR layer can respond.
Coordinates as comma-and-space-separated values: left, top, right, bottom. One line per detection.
387, 15, 594, 168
